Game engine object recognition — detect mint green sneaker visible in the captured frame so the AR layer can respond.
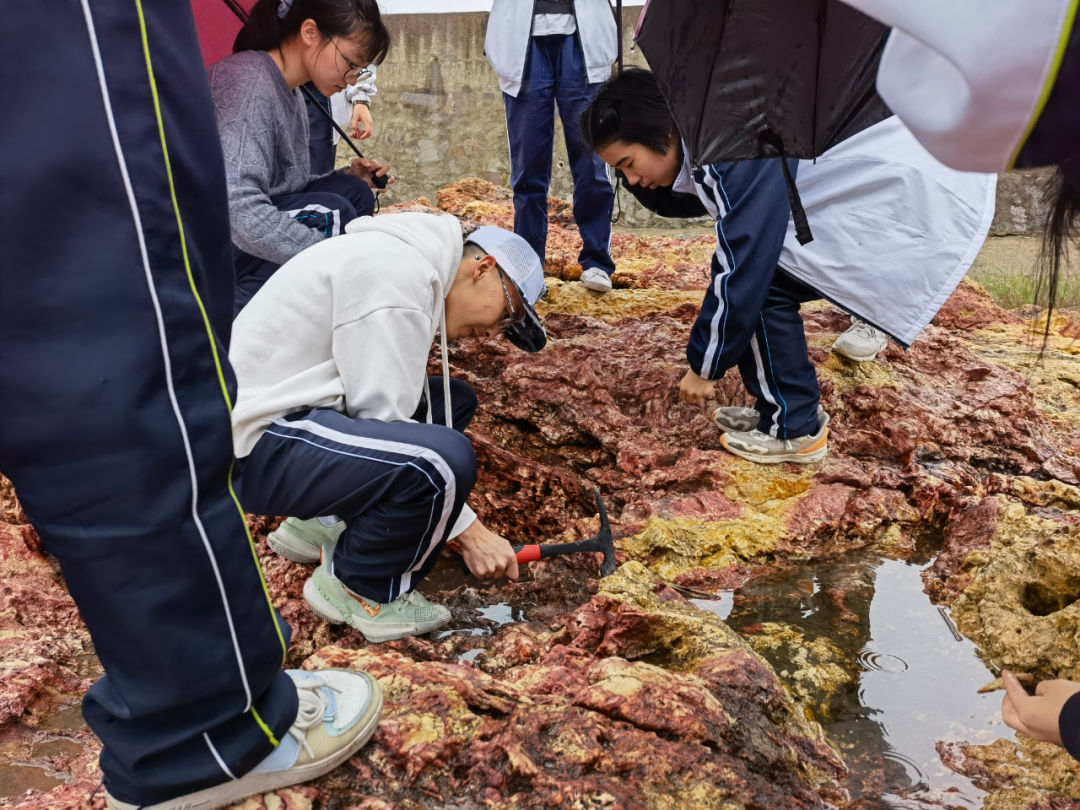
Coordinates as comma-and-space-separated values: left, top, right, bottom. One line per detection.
303, 562, 452, 643
105, 668, 382, 810
267, 517, 344, 564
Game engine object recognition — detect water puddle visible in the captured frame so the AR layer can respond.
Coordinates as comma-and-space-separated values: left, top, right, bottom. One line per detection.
688, 591, 735, 620
0, 701, 91, 801
727, 551, 1010, 809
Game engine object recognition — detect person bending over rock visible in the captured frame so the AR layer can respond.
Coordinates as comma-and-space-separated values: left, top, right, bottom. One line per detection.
231, 213, 547, 642
208, 0, 392, 313
581, 68, 996, 465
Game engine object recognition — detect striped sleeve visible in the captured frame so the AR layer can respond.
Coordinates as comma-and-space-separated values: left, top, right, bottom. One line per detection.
686, 158, 796, 379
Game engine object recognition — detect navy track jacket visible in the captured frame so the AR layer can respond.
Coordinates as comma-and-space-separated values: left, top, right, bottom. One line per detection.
672, 157, 797, 380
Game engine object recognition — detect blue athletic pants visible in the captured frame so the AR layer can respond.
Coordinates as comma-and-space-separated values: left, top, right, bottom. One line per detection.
504, 34, 615, 275
736, 270, 822, 438
0, 2, 297, 804
238, 379, 479, 603
233, 172, 375, 313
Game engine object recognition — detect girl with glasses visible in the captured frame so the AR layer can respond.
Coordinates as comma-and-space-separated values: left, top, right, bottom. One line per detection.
208, 0, 392, 313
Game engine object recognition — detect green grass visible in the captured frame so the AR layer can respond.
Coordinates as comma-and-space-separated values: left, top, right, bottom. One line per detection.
966, 236, 1080, 309
968, 268, 1080, 309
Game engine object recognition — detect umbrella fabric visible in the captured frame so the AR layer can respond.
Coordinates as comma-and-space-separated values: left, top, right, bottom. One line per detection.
635, 0, 890, 166
192, 0, 255, 67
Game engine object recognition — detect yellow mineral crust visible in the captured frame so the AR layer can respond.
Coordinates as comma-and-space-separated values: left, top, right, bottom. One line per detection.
617, 512, 787, 582
951, 499, 1080, 681
536, 278, 702, 321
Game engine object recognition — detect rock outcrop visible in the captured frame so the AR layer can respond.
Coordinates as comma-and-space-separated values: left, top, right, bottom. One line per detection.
3, 179, 1080, 809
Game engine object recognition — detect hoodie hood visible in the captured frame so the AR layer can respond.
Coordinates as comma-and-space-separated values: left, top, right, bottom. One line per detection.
345, 212, 463, 298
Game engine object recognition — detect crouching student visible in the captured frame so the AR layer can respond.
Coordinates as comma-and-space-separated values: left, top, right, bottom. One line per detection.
231, 213, 547, 642
209, 0, 392, 312
582, 68, 996, 464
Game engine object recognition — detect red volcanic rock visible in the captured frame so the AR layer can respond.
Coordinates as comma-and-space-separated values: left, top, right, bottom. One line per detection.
298, 580, 846, 809
6, 180, 1080, 807
929, 280, 1024, 331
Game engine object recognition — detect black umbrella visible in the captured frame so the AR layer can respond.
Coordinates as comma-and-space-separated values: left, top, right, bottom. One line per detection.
635, 0, 891, 242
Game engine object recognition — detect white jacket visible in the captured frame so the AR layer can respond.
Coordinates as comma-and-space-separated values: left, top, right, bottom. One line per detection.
840, 0, 1075, 172
230, 212, 477, 531
777, 116, 997, 345
485, 0, 619, 97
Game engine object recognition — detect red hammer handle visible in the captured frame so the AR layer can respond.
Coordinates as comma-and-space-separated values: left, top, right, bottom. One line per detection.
515, 545, 543, 564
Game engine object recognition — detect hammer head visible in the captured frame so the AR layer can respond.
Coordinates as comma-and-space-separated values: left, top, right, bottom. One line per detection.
591, 488, 617, 576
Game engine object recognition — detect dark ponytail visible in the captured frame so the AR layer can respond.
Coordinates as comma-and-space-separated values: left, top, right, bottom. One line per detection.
1034, 166, 1080, 347
233, 0, 389, 66
581, 67, 679, 154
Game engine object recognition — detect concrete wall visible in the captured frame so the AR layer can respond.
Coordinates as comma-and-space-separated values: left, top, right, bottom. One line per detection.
350, 10, 1047, 234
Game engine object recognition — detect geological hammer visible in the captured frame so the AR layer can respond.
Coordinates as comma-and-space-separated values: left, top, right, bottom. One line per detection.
512, 488, 616, 576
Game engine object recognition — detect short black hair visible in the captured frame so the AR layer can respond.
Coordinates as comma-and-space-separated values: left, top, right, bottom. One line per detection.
235, 0, 390, 66
581, 67, 679, 154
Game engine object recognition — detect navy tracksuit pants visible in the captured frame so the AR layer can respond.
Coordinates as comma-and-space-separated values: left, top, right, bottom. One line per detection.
1, 2, 298, 804
233, 172, 374, 313
736, 270, 821, 438
239, 379, 479, 603
504, 34, 615, 275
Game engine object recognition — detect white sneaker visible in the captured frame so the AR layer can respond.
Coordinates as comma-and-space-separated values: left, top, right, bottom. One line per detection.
105, 668, 382, 810
580, 267, 613, 293
267, 516, 344, 565
832, 319, 889, 362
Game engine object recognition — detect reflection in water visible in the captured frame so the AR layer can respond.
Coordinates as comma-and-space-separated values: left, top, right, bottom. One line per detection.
726, 551, 1012, 809
689, 591, 734, 620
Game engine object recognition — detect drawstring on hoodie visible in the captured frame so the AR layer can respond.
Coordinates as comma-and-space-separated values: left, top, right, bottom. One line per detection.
424, 310, 453, 427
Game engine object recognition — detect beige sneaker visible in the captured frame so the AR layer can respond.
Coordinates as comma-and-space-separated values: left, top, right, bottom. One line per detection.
303, 561, 451, 643
720, 409, 830, 464
105, 668, 382, 810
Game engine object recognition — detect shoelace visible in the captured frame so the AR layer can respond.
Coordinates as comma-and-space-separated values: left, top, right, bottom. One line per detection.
288, 680, 342, 759
850, 320, 884, 341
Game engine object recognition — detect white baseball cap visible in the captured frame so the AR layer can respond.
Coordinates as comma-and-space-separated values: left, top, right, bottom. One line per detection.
467, 225, 548, 352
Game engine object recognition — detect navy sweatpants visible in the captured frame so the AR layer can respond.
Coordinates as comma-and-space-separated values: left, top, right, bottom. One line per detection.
736, 270, 821, 439
504, 34, 615, 275
239, 378, 479, 603
233, 172, 375, 313
0, 1, 298, 805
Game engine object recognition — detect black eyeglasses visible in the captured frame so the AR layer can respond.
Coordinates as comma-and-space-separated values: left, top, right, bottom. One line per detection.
328, 37, 372, 84
497, 268, 526, 330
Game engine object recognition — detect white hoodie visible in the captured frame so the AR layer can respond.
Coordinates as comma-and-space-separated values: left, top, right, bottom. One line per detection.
230, 212, 476, 531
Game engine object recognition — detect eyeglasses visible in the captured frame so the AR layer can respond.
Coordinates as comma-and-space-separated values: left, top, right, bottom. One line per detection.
328, 37, 373, 84
497, 268, 526, 330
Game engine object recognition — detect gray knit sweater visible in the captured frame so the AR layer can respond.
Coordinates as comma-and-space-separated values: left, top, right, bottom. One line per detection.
208, 51, 328, 265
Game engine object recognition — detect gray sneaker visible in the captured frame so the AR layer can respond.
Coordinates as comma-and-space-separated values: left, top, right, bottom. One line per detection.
720, 409, 830, 464
268, 517, 344, 564
105, 668, 382, 810
303, 562, 452, 643
713, 406, 760, 432
832, 319, 889, 362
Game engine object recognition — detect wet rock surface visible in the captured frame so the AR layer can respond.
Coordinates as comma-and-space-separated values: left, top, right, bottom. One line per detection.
4, 180, 1080, 808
